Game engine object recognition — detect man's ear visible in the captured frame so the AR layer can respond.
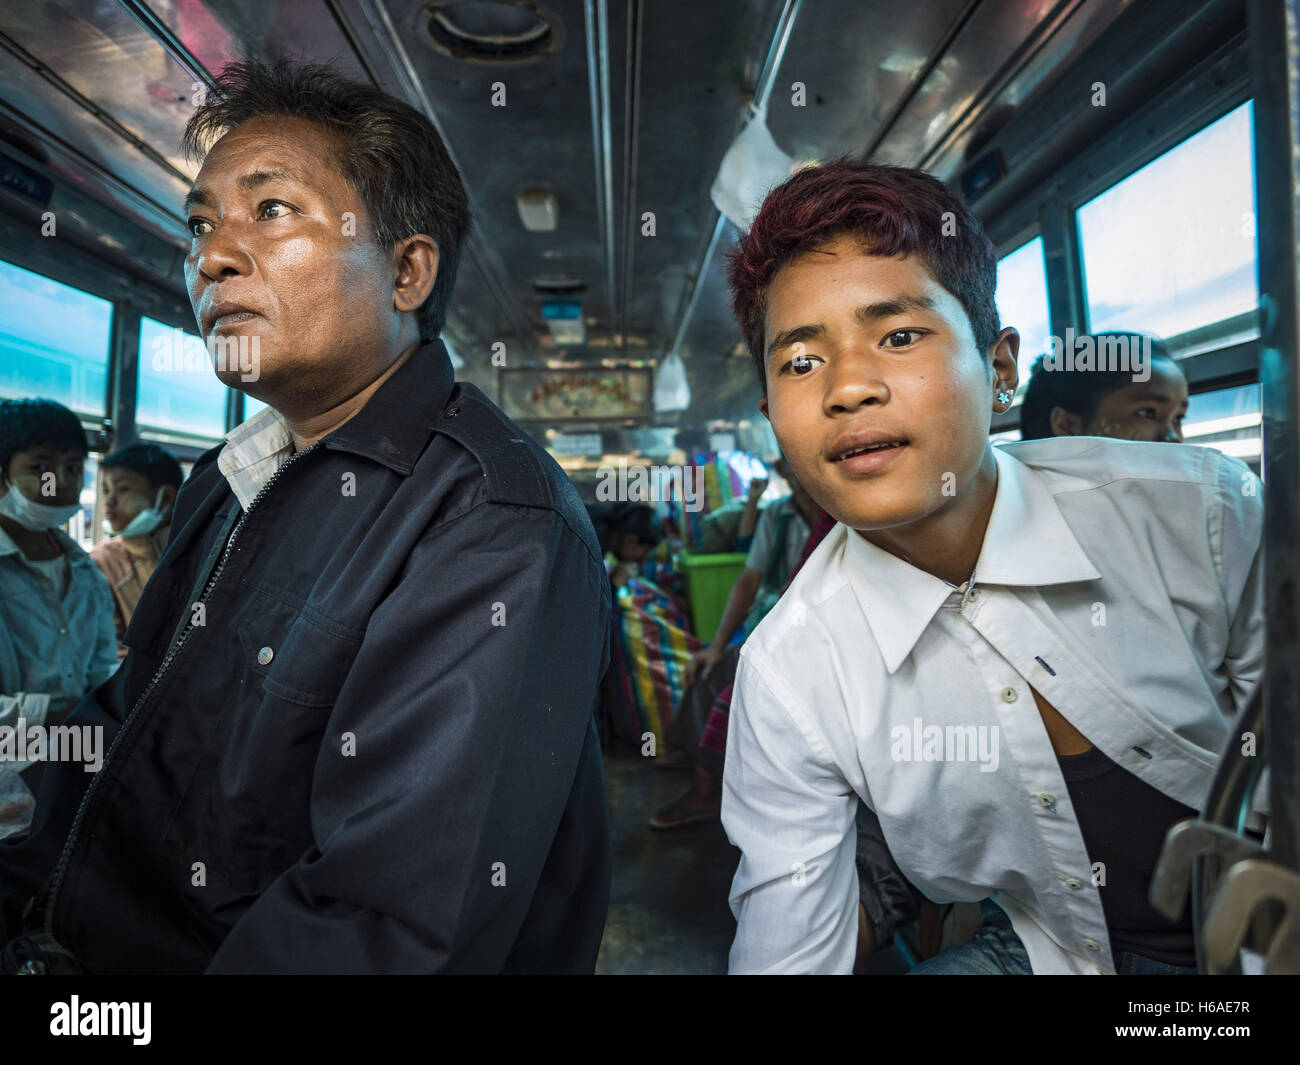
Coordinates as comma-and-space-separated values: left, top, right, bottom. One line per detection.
161, 485, 178, 508
392, 234, 440, 315
1049, 405, 1084, 436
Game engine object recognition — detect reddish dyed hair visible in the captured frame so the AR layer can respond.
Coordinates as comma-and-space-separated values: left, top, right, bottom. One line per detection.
726, 159, 1001, 392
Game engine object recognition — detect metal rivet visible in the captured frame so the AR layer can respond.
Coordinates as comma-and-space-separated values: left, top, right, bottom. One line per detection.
257, 645, 274, 666
1001, 686, 1018, 703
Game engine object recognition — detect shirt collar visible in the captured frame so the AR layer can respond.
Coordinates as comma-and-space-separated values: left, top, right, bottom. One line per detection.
841, 445, 1102, 674
216, 339, 457, 510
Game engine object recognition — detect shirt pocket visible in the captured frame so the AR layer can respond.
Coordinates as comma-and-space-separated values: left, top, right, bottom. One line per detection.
237, 592, 363, 706
166, 590, 364, 896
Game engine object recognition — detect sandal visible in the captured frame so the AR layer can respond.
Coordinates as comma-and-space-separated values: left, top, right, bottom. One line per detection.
648, 797, 720, 830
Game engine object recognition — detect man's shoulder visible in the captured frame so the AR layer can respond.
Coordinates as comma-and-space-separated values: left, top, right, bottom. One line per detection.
433, 382, 601, 561
999, 436, 1236, 494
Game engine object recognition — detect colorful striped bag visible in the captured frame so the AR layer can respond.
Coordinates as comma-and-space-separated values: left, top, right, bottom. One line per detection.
603, 576, 702, 749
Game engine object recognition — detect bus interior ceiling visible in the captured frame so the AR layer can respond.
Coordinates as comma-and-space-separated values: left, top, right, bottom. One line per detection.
0, 0, 1257, 474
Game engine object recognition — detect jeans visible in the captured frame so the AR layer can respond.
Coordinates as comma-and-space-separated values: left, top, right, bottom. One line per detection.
906, 899, 1199, 974
906, 899, 1033, 975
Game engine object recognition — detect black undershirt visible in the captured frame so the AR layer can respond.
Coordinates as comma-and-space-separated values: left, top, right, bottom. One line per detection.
1056, 745, 1198, 967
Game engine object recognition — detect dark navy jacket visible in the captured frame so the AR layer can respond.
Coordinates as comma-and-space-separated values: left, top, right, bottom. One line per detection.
0, 339, 613, 973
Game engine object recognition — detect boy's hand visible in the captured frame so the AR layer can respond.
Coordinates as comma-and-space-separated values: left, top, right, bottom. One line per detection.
746, 477, 769, 502
686, 644, 725, 686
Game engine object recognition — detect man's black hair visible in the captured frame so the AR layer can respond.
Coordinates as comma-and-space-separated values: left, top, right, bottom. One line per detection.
1019, 333, 1176, 440
102, 441, 184, 491
588, 502, 664, 554
182, 58, 471, 343
0, 398, 87, 475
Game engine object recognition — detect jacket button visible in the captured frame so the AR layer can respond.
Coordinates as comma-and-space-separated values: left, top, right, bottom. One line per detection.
257, 646, 274, 665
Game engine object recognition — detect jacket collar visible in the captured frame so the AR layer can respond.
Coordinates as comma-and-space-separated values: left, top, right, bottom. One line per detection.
841, 445, 1102, 674
320, 338, 456, 474
224, 338, 456, 479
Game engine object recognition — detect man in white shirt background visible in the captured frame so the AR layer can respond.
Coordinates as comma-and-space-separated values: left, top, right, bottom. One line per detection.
718, 160, 1264, 975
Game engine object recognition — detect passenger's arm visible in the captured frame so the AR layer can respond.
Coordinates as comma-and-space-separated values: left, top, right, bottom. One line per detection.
710, 567, 762, 650
204, 500, 611, 974
723, 653, 859, 973
736, 478, 767, 546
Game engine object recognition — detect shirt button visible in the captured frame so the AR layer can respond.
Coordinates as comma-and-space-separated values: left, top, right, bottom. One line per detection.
257, 646, 274, 665
1065, 877, 1084, 890
1001, 686, 1018, 703
1036, 791, 1056, 808
1082, 939, 1102, 952
59, 627, 67, 634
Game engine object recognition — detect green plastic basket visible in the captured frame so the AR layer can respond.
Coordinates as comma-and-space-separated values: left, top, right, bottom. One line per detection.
679, 550, 749, 645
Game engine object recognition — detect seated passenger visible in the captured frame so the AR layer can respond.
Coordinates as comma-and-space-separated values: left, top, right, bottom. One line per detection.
90, 442, 184, 659
697, 468, 768, 554
0, 399, 117, 838
1018, 334, 1188, 443
649, 457, 828, 829
589, 501, 664, 589
0, 58, 611, 974
721, 160, 1262, 975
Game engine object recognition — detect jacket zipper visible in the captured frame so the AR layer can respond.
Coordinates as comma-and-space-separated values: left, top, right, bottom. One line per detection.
38, 442, 321, 937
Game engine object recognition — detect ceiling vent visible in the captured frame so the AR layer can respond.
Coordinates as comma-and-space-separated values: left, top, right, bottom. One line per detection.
422, 1, 561, 63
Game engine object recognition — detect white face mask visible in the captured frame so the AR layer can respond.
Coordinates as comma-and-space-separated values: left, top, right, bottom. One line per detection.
0, 479, 81, 532
117, 487, 171, 539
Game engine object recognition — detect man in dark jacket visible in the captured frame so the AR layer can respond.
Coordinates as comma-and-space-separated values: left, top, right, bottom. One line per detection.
0, 58, 612, 974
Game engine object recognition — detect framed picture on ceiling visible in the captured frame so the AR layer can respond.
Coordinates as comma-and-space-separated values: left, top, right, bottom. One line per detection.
498, 365, 654, 424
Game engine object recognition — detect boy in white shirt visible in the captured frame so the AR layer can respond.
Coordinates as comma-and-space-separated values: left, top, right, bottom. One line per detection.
719, 161, 1264, 975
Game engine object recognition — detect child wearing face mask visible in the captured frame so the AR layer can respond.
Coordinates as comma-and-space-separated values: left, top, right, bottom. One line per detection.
89, 442, 183, 660
0, 399, 118, 839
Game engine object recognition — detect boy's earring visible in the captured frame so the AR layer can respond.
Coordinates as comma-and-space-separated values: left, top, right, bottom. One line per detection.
994, 384, 1014, 409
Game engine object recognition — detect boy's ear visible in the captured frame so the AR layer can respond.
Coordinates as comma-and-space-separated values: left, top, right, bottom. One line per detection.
758, 394, 770, 420
990, 327, 1020, 394
1050, 406, 1084, 436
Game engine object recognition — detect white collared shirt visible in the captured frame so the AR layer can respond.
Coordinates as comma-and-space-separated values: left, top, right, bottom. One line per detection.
722, 437, 1265, 975
217, 404, 295, 511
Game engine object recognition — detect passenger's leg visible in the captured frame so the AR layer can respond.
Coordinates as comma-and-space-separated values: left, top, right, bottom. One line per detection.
905, 899, 1033, 975
650, 647, 739, 828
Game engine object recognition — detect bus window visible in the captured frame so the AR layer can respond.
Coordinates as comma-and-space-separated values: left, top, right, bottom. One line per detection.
0, 259, 111, 416
994, 236, 1052, 393
1078, 101, 1258, 340
1181, 381, 1263, 469
136, 317, 227, 440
